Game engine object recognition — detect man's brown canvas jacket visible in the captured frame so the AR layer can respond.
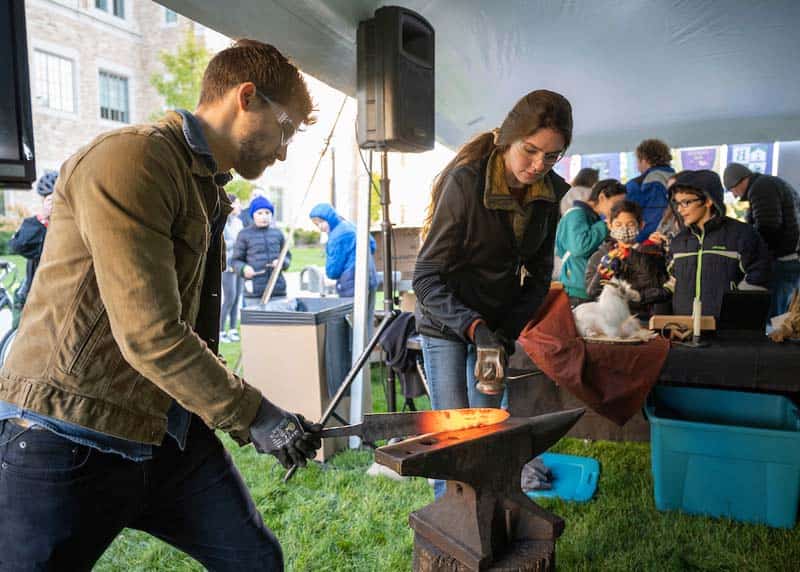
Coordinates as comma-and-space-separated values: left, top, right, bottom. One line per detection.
0, 112, 262, 444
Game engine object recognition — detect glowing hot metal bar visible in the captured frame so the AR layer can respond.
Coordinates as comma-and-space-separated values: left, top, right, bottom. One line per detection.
320, 408, 510, 442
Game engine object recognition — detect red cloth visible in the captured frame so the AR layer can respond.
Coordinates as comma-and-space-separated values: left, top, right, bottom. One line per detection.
517, 289, 670, 426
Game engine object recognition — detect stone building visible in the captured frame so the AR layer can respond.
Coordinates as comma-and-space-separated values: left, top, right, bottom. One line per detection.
4, 0, 210, 213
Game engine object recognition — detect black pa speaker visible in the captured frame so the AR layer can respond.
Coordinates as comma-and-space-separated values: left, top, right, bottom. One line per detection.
357, 6, 434, 153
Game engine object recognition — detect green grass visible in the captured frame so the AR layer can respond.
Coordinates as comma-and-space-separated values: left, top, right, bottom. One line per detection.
96, 339, 800, 571
5, 315, 796, 571
0, 254, 25, 291
287, 246, 325, 273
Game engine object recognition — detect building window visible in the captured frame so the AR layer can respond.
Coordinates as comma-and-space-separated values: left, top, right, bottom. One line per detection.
95, 0, 125, 19
34, 50, 75, 113
99, 71, 129, 123
268, 186, 284, 221
164, 8, 178, 24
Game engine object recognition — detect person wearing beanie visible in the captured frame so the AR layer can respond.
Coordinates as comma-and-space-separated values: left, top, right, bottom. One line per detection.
9, 170, 59, 308
413, 90, 573, 501
626, 138, 676, 242
654, 170, 770, 319
232, 195, 291, 303
724, 162, 800, 317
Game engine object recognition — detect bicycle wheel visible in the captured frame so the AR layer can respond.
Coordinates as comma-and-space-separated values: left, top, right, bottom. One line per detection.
0, 327, 17, 367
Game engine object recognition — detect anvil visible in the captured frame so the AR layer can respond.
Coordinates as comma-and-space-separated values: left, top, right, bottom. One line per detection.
375, 408, 584, 571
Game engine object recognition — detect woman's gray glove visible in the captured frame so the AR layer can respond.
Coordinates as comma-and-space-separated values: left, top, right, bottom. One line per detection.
249, 398, 322, 469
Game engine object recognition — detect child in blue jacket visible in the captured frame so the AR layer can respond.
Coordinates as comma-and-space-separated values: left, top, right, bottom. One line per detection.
555, 179, 626, 304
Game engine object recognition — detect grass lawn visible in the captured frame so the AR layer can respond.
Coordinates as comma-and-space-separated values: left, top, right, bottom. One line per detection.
0, 254, 26, 291
96, 339, 800, 571
287, 246, 325, 273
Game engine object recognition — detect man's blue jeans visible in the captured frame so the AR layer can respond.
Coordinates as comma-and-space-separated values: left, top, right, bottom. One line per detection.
0, 416, 283, 570
770, 258, 800, 318
421, 334, 503, 499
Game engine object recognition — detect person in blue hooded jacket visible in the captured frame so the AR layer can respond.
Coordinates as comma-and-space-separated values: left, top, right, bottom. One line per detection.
309, 203, 378, 302
626, 138, 675, 242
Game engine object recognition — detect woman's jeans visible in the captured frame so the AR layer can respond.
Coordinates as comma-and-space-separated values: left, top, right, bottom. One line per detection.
220, 271, 243, 331
770, 258, 800, 318
421, 334, 503, 499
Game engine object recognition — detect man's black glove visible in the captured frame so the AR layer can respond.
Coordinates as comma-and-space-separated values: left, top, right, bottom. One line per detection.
249, 399, 322, 469
473, 323, 507, 394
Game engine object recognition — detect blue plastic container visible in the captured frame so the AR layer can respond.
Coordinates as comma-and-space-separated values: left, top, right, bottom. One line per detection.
525, 453, 600, 503
646, 386, 800, 528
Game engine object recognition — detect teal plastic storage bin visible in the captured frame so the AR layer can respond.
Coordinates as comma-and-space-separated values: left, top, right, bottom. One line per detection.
646, 386, 800, 528
525, 452, 600, 503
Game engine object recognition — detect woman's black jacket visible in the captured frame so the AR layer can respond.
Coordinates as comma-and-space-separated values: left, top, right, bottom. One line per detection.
413, 156, 568, 342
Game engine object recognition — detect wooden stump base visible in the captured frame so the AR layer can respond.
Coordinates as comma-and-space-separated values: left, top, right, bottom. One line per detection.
412, 535, 555, 572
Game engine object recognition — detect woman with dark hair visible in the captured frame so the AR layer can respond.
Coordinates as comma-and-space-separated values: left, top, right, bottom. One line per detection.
413, 90, 572, 497
555, 179, 627, 306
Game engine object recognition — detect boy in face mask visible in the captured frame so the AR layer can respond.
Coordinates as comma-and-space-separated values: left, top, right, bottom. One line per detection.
585, 200, 670, 318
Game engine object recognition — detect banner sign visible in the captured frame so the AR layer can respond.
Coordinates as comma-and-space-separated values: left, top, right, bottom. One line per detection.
581, 153, 620, 180
727, 143, 773, 175
680, 147, 718, 170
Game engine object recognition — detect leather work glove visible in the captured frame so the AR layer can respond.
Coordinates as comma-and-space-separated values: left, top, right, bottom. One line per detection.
249, 399, 322, 469
473, 323, 507, 395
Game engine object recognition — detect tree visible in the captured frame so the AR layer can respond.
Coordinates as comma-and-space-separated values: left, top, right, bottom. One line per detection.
150, 27, 211, 117
226, 178, 255, 203
370, 173, 381, 223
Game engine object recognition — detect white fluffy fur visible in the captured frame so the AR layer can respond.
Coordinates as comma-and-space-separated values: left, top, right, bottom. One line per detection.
573, 278, 651, 340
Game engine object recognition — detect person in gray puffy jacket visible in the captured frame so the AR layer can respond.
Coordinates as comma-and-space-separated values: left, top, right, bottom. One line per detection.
232, 196, 291, 303
220, 193, 244, 342
724, 163, 800, 318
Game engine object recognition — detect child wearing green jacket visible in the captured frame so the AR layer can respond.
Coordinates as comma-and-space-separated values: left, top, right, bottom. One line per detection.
555, 179, 626, 304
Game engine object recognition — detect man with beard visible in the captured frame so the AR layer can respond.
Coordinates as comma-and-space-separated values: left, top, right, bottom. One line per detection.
0, 39, 321, 570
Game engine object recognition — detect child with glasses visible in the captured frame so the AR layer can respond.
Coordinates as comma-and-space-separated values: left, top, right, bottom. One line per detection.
660, 170, 770, 318
585, 200, 670, 318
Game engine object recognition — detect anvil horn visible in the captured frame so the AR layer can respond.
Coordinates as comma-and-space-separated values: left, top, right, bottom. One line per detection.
525, 408, 585, 458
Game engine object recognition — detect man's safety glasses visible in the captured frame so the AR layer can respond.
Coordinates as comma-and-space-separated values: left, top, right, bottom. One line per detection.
255, 90, 296, 147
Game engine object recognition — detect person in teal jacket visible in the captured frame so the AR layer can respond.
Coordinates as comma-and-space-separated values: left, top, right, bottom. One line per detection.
555, 179, 626, 304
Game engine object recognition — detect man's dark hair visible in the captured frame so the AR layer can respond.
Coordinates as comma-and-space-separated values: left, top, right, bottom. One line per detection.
636, 139, 672, 167
609, 199, 643, 223
571, 168, 599, 188
589, 178, 627, 202
199, 39, 315, 126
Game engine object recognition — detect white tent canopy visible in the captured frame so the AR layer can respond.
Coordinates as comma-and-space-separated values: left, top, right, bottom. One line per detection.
164, 0, 800, 154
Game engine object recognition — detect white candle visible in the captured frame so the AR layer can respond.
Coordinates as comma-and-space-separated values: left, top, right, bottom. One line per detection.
692, 298, 702, 338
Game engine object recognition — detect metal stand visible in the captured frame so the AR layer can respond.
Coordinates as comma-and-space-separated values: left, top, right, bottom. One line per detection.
285, 150, 400, 482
